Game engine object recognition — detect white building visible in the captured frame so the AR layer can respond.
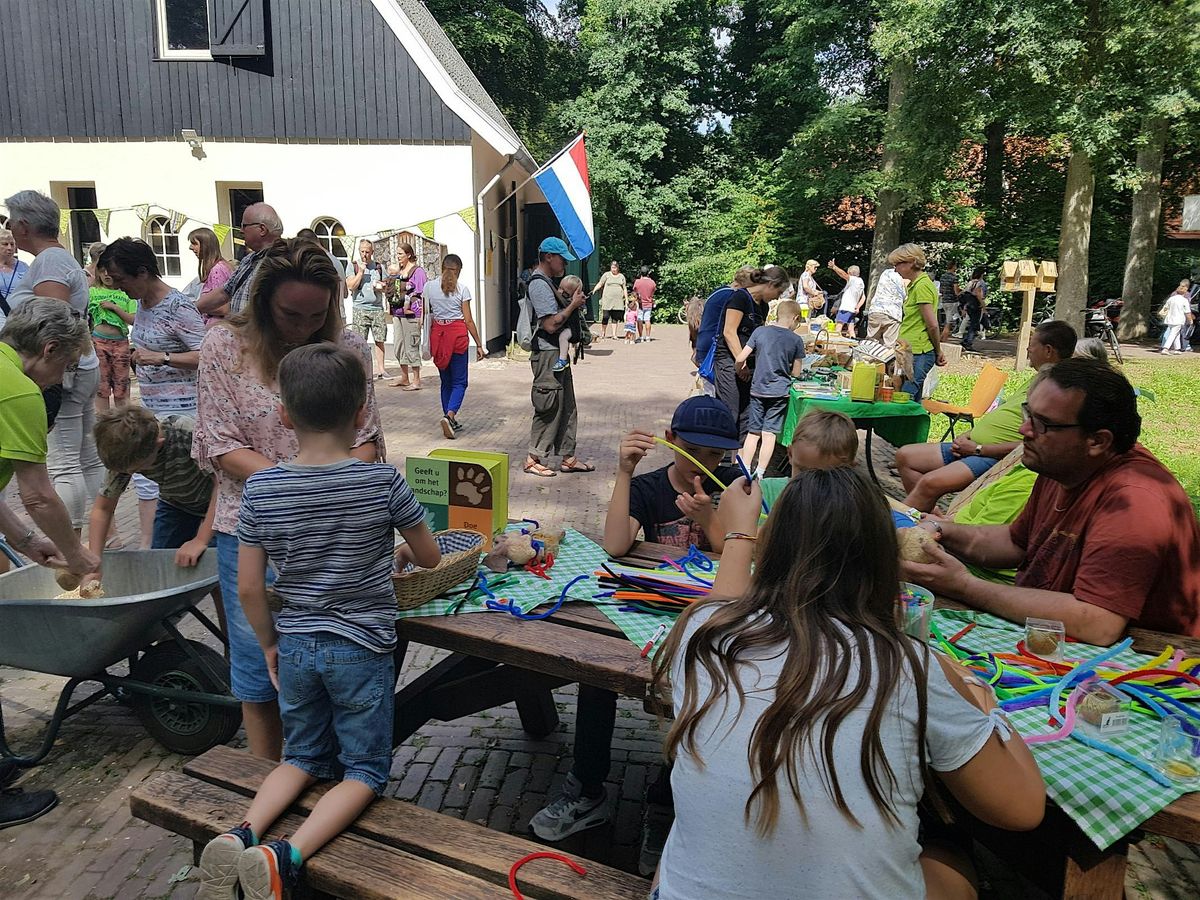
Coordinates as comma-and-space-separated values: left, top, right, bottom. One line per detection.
0, 0, 550, 350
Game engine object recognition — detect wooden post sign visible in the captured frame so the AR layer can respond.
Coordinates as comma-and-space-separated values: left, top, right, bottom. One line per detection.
1001, 259, 1058, 371
405, 450, 509, 549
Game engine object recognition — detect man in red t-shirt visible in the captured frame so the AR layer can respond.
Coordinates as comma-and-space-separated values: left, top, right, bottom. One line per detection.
632, 266, 656, 343
902, 359, 1200, 644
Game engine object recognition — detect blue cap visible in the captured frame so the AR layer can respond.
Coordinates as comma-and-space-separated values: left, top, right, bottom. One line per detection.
670, 396, 741, 450
538, 236, 577, 261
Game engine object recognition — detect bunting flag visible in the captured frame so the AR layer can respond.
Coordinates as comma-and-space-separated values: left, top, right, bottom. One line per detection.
133, 204, 150, 221
59, 210, 71, 236
417, 220, 436, 239
169, 210, 188, 233
212, 223, 231, 244
93, 209, 111, 234
458, 206, 477, 233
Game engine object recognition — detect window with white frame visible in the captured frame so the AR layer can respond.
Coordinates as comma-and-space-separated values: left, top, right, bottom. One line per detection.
313, 218, 350, 274
155, 0, 211, 60
145, 216, 182, 277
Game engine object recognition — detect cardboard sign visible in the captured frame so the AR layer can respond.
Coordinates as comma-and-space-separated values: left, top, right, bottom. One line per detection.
405, 450, 508, 548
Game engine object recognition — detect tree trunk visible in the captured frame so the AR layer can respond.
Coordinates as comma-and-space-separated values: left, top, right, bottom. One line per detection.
868, 58, 911, 297
1054, 149, 1095, 332
1118, 117, 1168, 339
983, 120, 1005, 211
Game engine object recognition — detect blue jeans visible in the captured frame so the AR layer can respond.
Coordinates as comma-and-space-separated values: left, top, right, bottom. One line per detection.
216, 532, 277, 703
902, 350, 937, 399
439, 351, 469, 415
277, 632, 395, 795
151, 501, 212, 549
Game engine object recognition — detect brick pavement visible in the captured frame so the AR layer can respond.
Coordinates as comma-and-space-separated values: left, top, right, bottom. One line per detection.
0, 324, 1197, 898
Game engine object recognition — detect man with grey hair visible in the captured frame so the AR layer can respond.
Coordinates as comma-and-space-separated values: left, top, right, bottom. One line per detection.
197, 202, 282, 316
827, 258, 866, 337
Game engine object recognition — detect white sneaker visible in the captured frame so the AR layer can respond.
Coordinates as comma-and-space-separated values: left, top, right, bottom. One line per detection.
528, 773, 610, 841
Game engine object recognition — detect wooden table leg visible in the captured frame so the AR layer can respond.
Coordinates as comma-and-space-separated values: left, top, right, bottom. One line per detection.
514, 684, 559, 738
1061, 830, 1129, 900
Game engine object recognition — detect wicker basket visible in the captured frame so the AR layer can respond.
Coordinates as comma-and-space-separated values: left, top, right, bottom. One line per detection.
393, 529, 486, 610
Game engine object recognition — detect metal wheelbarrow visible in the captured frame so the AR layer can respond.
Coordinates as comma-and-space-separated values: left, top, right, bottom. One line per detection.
0, 549, 240, 766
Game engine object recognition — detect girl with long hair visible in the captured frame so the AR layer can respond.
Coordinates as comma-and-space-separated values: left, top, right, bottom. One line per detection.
192, 238, 384, 761
422, 253, 484, 439
651, 469, 1044, 899
190, 227, 234, 324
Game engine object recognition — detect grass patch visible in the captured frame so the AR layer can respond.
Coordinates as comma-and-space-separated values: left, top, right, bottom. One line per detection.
924, 357, 1200, 510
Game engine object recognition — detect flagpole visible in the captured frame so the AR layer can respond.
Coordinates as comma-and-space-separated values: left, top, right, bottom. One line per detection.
488, 133, 584, 214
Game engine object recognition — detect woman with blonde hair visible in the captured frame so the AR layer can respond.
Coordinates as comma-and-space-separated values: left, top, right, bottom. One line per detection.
190, 227, 234, 324
388, 242, 427, 390
192, 238, 385, 761
422, 253, 484, 439
799, 258, 825, 321
889, 243, 944, 397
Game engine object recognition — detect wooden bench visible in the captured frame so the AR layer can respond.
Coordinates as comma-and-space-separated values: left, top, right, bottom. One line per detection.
130, 746, 649, 900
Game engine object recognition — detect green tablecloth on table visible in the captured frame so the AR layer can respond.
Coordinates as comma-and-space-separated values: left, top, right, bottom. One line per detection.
779, 388, 931, 448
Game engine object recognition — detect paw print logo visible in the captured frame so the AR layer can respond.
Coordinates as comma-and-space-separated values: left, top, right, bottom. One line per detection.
454, 466, 491, 507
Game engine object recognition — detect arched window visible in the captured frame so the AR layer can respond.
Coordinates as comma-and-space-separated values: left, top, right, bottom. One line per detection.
312, 217, 350, 273
144, 215, 181, 277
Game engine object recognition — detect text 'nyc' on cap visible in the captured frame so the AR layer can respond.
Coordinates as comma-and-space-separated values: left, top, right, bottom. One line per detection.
670, 396, 741, 450
538, 236, 576, 261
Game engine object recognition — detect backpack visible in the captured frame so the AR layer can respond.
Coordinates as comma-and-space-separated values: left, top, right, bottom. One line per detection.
516, 272, 556, 352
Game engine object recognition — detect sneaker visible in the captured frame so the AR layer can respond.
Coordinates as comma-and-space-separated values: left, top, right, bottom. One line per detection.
440, 416, 456, 439
528, 773, 609, 841
238, 839, 300, 900
552, 357, 570, 372
638, 801, 675, 877
450, 418, 463, 432
0, 788, 58, 830
197, 823, 257, 900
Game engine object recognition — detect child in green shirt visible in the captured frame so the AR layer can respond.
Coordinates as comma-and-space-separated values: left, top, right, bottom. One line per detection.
88, 242, 138, 410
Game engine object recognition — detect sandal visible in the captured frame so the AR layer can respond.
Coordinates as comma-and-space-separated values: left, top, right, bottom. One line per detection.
403, 383, 421, 391
389, 378, 410, 388
559, 457, 595, 473
524, 460, 557, 478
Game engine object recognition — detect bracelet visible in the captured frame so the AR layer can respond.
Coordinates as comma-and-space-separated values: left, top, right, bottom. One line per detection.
724, 532, 757, 543
10, 527, 34, 549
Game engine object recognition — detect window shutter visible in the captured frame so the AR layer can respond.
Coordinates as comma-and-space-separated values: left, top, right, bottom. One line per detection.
207, 0, 267, 57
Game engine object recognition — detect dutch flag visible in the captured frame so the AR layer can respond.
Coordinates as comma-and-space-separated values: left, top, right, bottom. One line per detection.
533, 134, 595, 259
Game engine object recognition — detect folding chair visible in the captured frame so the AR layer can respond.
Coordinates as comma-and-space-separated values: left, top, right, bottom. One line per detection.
922, 362, 1008, 441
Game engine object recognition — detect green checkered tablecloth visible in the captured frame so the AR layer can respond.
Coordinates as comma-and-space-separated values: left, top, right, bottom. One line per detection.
394, 527, 610, 618
590, 558, 722, 658
934, 609, 1196, 849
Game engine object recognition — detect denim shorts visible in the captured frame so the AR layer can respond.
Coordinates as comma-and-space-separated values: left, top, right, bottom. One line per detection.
277, 632, 395, 795
216, 531, 278, 703
939, 442, 998, 478
638, 308, 653, 323
747, 395, 789, 435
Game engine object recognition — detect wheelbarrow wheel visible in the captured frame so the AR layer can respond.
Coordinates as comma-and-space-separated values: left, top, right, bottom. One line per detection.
129, 642, 241, 755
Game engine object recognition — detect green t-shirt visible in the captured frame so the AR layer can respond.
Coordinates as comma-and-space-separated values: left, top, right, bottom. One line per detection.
952, 462, 1037, 583
0, 343, 49, 491
597, 272, 628, 310
99, 415, 212, 516
899, 272, 938, 355
970, 381, 1030, 446
88, 286, 138, 335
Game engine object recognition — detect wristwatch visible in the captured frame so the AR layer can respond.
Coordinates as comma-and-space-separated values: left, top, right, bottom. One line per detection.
974, 442, 983, 456
163, 351, 171, 366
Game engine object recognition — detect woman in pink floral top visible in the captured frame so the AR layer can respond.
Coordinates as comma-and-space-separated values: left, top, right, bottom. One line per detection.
193, 239, 385, 760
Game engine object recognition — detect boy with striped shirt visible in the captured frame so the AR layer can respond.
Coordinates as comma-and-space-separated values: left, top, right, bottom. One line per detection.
196, 344, 440, 900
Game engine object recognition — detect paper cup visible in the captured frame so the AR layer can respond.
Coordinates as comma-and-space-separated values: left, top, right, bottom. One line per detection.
897, 583, 935, 642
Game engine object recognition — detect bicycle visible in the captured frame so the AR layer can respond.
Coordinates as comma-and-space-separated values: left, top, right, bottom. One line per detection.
1082, 299, 1124, 364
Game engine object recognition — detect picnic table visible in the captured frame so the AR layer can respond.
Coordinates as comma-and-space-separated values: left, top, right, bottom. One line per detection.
778, 387, 931, 484
389, 539, 681, 746
390, 533, 1199, 899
